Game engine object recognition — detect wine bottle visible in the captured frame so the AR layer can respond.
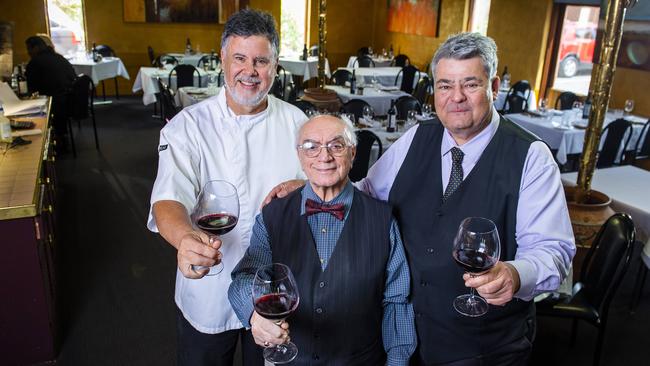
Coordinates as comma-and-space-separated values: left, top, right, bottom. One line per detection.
582, 93, 592, 119
389, 44, 394, 58
185, 38, 192, 55
17, 65, 27, 96
386, 99, 396, 133
350, 69, 357, 95
302, 44, 308, 61
92, 42, 99, 62
210, 49, 216, 70
10, 66, 19, 94
501, 66, 510, 89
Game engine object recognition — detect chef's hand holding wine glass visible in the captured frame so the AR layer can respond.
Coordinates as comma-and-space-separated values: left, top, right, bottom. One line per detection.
179, 180, 239, 278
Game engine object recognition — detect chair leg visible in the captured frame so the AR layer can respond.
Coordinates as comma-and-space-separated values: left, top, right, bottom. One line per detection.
91, 112, 99, 150
101, 80, 107, 101
569, 318, 578, 347
630, 262, 648, 313
67, 118, 77, 158
114, 77, 120, 99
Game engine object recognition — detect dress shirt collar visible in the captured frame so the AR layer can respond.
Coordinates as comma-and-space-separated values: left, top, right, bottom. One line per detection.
300, 180, 354, 220
441, 106, 501, 165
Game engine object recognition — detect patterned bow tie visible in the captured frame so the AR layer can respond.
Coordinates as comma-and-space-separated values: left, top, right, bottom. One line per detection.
305, 198, 345, 221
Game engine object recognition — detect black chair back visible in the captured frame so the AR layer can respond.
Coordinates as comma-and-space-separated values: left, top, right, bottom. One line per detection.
69, 75, 94, 120
391, 54, 409, 67
331, 69, 352, 86
503, 80, 531, 113
156, 54, 179, 67
394, 65, 420, 94
272, 64, 289, 100
354, 55, 375, 68
634, 119, 650, 159
291, 100, 317, 115
349, 130, 382, 182
395, 95, 421, 120
555, 91, 579, 110
96, 45, 116, 57
581, 213, 635, 312
169, 64, 200, 88
341, 99, 372, 124
597, 118, 633, 168
157, 78, 179, 122
147, 46, 156, 66
413, 76, 432, 105
197, 54, 220, 69
356, 47, 370, 59
309, 45, 319, 57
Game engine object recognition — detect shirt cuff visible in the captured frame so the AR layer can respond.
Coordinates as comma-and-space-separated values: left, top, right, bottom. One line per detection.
508, 259, 537, 301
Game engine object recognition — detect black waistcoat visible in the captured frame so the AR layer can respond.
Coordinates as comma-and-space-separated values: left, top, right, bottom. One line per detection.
262, 187, 392, 365
388, 116, 538, 364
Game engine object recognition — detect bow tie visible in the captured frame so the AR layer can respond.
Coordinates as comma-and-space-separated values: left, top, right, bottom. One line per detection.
305, 199, 345, 221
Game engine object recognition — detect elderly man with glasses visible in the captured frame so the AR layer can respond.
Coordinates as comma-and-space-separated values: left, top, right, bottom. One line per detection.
229, 114, 416, 365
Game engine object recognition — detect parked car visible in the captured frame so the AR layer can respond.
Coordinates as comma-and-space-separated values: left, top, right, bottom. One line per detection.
50, 19, 81, 56
558, 21, 596, 78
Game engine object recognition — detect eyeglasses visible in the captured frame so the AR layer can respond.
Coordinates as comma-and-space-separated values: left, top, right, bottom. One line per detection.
297, 140, 350, 158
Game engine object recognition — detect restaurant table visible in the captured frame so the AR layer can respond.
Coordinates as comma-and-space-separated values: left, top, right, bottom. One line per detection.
506, 110, 647, 165
562, 166, 650, 271
346, 55, 393, 68
166, 52, 205, 66
495, 87, 537, 112
278, 55, 331, 81
70, 56, 130, 86
132, 66, 222, 105
176, 86, 220, 108
324, 85, 410, 116
336, 66, 424, 89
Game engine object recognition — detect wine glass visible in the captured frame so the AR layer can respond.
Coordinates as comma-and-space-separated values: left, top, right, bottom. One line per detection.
422, 103, 432, 117
451, 217, 501, 317
624, 99, 635, 115
538, 98, 548, 114
362, 105, 374, 123
189, 180, 239, 275
253, 263, 300, 364
340, 112, 355, 125
406, 110, 417, 130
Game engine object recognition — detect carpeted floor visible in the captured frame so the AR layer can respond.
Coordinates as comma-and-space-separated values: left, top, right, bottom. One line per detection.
52, 96, 649, 366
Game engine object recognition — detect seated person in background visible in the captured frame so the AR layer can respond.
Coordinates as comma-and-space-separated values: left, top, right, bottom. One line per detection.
229, 115, 416, 365
24, 35, 76, 146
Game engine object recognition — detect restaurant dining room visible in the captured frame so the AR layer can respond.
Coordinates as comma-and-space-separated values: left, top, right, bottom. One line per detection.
2, 0, 650, 365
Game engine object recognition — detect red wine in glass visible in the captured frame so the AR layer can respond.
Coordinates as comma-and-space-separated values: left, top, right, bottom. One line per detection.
253, 263, 300, 364
190, 180, 239, 276
452, 217, 501, 317
196, 213, 238, 236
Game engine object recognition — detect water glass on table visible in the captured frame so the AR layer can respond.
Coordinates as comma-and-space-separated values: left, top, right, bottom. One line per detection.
405, 110, 417, 130
624, 99, 635, 115
422, 103, 433, 118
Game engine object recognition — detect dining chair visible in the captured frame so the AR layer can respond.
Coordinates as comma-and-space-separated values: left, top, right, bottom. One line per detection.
157, 78, 180, 123
341, 99, 372, 124
349, 130, 383, 182
502, 80, 531, 113
394, 65, 420, 94
597, 118, 633, 168
353, 55, 375, 68
555, 91, 579, 110
391, 54, 410, 67
632, 119, 650, 161
95, 45, 120, 100
330, 69, 352, 86
536, 213, 635, 366
291, 99, 317, 115
147, 46, 156, 66
168, 64, 201, 89
503, 94, 528, 114
156, 54, 179, 67
395, 95, 421, 120
412, 76, 432, 105
356, 46, 370, 59
309, 45, 319, 57
66, 74, 99, 157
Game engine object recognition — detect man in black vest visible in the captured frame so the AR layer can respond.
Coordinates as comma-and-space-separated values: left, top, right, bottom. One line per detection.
263, 33, 576, 365
229, 115, 416, 365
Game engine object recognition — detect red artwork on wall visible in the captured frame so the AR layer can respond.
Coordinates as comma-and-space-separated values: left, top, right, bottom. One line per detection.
387, 0, 441, 38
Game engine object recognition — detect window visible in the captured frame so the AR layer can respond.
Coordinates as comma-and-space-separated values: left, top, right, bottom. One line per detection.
46, 0, 86, 58
468, 0, 491, 35
280, 0, 308, 57
551, 5, 599, 95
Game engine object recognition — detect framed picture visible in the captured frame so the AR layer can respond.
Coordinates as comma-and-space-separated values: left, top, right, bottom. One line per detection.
124, 0, 247, 24
386, 0, 441, 38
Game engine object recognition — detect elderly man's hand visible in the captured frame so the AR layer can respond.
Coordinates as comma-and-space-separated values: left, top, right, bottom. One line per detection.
261, 179, 306, 208
463, 262, 520, 306
177, 231, 222, 279
250, 311, 290, 347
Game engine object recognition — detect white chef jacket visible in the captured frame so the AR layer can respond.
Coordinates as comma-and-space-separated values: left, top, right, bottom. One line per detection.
147, 88, 307, 333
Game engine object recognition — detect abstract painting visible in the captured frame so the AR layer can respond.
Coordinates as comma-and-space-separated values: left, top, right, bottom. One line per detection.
124, 0, 247, 24
387, 0, 441, 38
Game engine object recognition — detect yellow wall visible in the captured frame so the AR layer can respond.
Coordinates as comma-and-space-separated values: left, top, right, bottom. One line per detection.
2, 0, 49, 64
610, 67, 650, 117
487, 0, 553, 93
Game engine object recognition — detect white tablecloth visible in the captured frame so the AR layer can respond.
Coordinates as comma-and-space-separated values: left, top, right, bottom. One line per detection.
506, 111, 646, 164
495, 88, 537, 112
337, 67, 424, 89
132, 66, 222, 105
325, 85, 409, 116
167, 53, 205, 66
279, 56, 330, 80
346, 56, 393, 68
561, 166, 650, 261
176, 87, 220, 108
70, 57, 130, 85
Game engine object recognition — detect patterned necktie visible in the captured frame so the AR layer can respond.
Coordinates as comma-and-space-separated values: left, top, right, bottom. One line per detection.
305, 198, 345, 221
443, 147, 464, 201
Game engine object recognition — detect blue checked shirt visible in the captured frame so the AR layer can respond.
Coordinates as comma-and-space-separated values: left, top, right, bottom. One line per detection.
229, 181, 417, 366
